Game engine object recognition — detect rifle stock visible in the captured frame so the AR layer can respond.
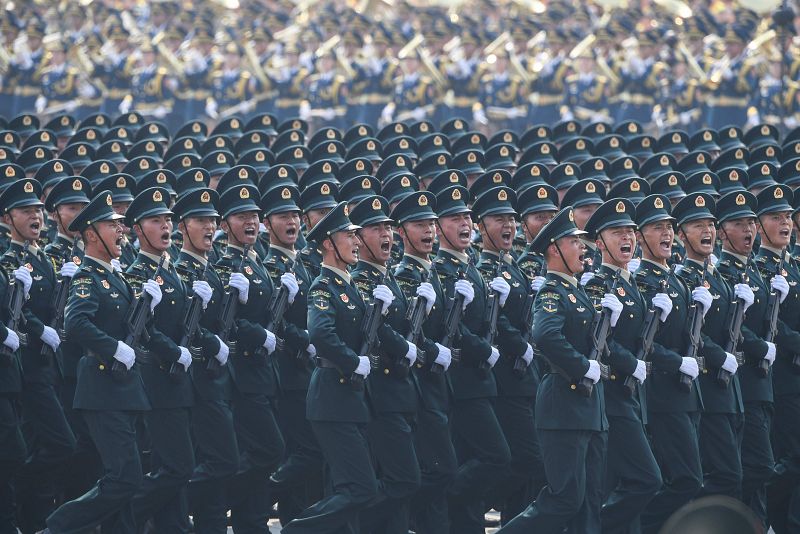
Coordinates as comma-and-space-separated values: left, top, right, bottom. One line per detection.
680, 258, 708, 392
718, 272, 746, 388
435, 263, 468, 373
576, 276, 619, 397
759, 257, 783, 378
0, 242, 31, 366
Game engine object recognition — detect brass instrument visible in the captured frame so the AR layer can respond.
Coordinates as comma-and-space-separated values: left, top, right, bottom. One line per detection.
707, 29, 776, 88
678, 41, 707, 83
242, 36, 271, 88
398, 34, 447, 89
152, 32, 187, 81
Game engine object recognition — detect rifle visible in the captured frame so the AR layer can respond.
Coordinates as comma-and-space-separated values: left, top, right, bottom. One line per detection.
623, 267, 674, 397
478, 254, 505, 372
404, 270, 429, 368
680, 258, 708, 392
216, 244, 251, 360
576, 275, 618, 397
514, 262, 545, 378
266, 259, 294, 357
115, 254, 168, 382
759, 256, 783, 378
718, 272, 747, 388
0, 242, 31, 366
41, 237, 80, 363
177, 261, 209, 380
436, 261, 469, 373
354, 266, 392, 390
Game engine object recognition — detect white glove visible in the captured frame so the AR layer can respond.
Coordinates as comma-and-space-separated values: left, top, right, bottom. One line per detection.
35, 95, 46, 114
601, 293, 623, 327
434, 343, 452, 371
2, 329, 19, 351
771, 274, 789, 304
204, 99, 218, 118
674, 264, 684, 275
263, 329, 277, 354
281, 272, 299, 303
652, 292, 673, 322
521, 343, 534, 365
178, 346, 192, 371
213, 335, 229, 365
113, 340, 136, 370
143, 280, 163, 312
679, 357, 699, 379
473, 107, 488, 125
13, 267, 32, 297
298, 101, 311, 121
722, 352, 739, 373
320, 109, 336, 121
416, 282, 436, 314
380, 104, 394, 124
411, 107, 426, 121
764, 341, 776, 366
679, 111, 693, 125
710, 253, 719, 265
405, 341, 418, 366
561, 109, 574, 121
633, 359, 647, 384
192, 280, 213, 309
734, 283, 754, 312
785, 116, 799, 129
373, 284, 395, 315
306, 343, 316, 357
40, 325, 61, 351
531, 276, 546, 292
229, 272, 250, 304
152, 105, 168, 119
78, 82, 97, 99
454, 279, 475, 309
110, 258, 123, 272
59, 261, 78, 278
580, 271, 594, 286
692, 286, 712, 317
487, 346, 500, 368
627, 258, 641, 273
118, 98, 131, 114
490, 276, 511, 307
584, 360, 601, 383
355, 355, 371, 376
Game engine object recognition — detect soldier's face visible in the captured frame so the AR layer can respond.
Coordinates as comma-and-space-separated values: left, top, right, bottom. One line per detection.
266, 210, 301, 248
522, 211, 554, 241
679, 219, 716, 258
56, 202, 87, 235
304, 207, 332, 230
88, 220, 124, 259
597, 226, 636, 267
326, 230, 360, 265
357, 222, 393, 264
479, 214, 516, 252
4, 206, 43, 242
437, 213, 472, 252
223, 211, 259, 246
573, 205, 598, 231
399, 219, 436, 256
548, 235, 583, 274
758, 211, 792, 248
720, 217, 756, 254
135, 214, 173, 253
112, 202, 131, 232
180, 216, 217, 253
637, 220, 674, 261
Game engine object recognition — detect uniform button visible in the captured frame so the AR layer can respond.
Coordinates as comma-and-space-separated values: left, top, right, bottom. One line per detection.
384, 368, 389, 375
339, 378, 345, 384
99, 364, 105, 370
629, 314, 634, 318
171, 300, 174, 304
610, 374, 616, 380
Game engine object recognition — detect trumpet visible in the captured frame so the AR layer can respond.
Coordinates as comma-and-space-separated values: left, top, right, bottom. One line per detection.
399, 34, 447, 89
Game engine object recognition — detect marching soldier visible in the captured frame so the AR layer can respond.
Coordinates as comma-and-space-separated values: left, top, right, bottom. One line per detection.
299, 180, 338, 281
172, 188, 238, 534
302, 51, 348, 130
351, 30, 398, 127
385, 53, 438, 125
273, 43, 310, 122
281, 202, 377, 534
583, 198, 663, 533
498, 207, 607, 533
616, 31, 665, 126
9, 21, 46, 114
705, 26, 758, 130
206, 44, 258, 121
516, 184, 558, 279
46, 191, 149, 533
216, 184, 285, 533
476, 51, 527, 133
120, 42, 174, 121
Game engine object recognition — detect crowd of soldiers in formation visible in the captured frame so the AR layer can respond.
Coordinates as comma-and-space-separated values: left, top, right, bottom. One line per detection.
3, 0, 800, 136
0, 104, 798, 534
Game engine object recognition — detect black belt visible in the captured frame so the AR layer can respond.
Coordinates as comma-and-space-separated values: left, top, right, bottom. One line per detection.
316, 357, 338, 369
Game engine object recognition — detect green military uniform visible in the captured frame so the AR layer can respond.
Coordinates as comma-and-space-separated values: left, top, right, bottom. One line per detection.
349, 195, 422, 534
282, 202, 378, 534
632, 195, 703, 533
123, 187, 196, 532
172, 188, 240, 534
432, 186, 511, 534
215, 184, 284, 534
499, 207, 607, 534
0, 179, 77, 533
583, 199, 662, 533
47, 191, 150, 534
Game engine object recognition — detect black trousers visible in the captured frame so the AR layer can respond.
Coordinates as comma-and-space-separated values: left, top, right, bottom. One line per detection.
741, 401, 774, 527
601, 415, 662, 534
189, 398, 239, 534
47, 410, 142, 534
58, 379, 102, 504
698, 412, 744, 499
410, 408, 457, 534
282, 420, 378, 534
0, 395, 26, 534
15, 380, 77, 533
497, 428, 606, 534
767, 394, 800, 534
229, 391, 284, 534
360, 412, 421, 534
448, 397, 511, 534
641, 411, 703, 533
